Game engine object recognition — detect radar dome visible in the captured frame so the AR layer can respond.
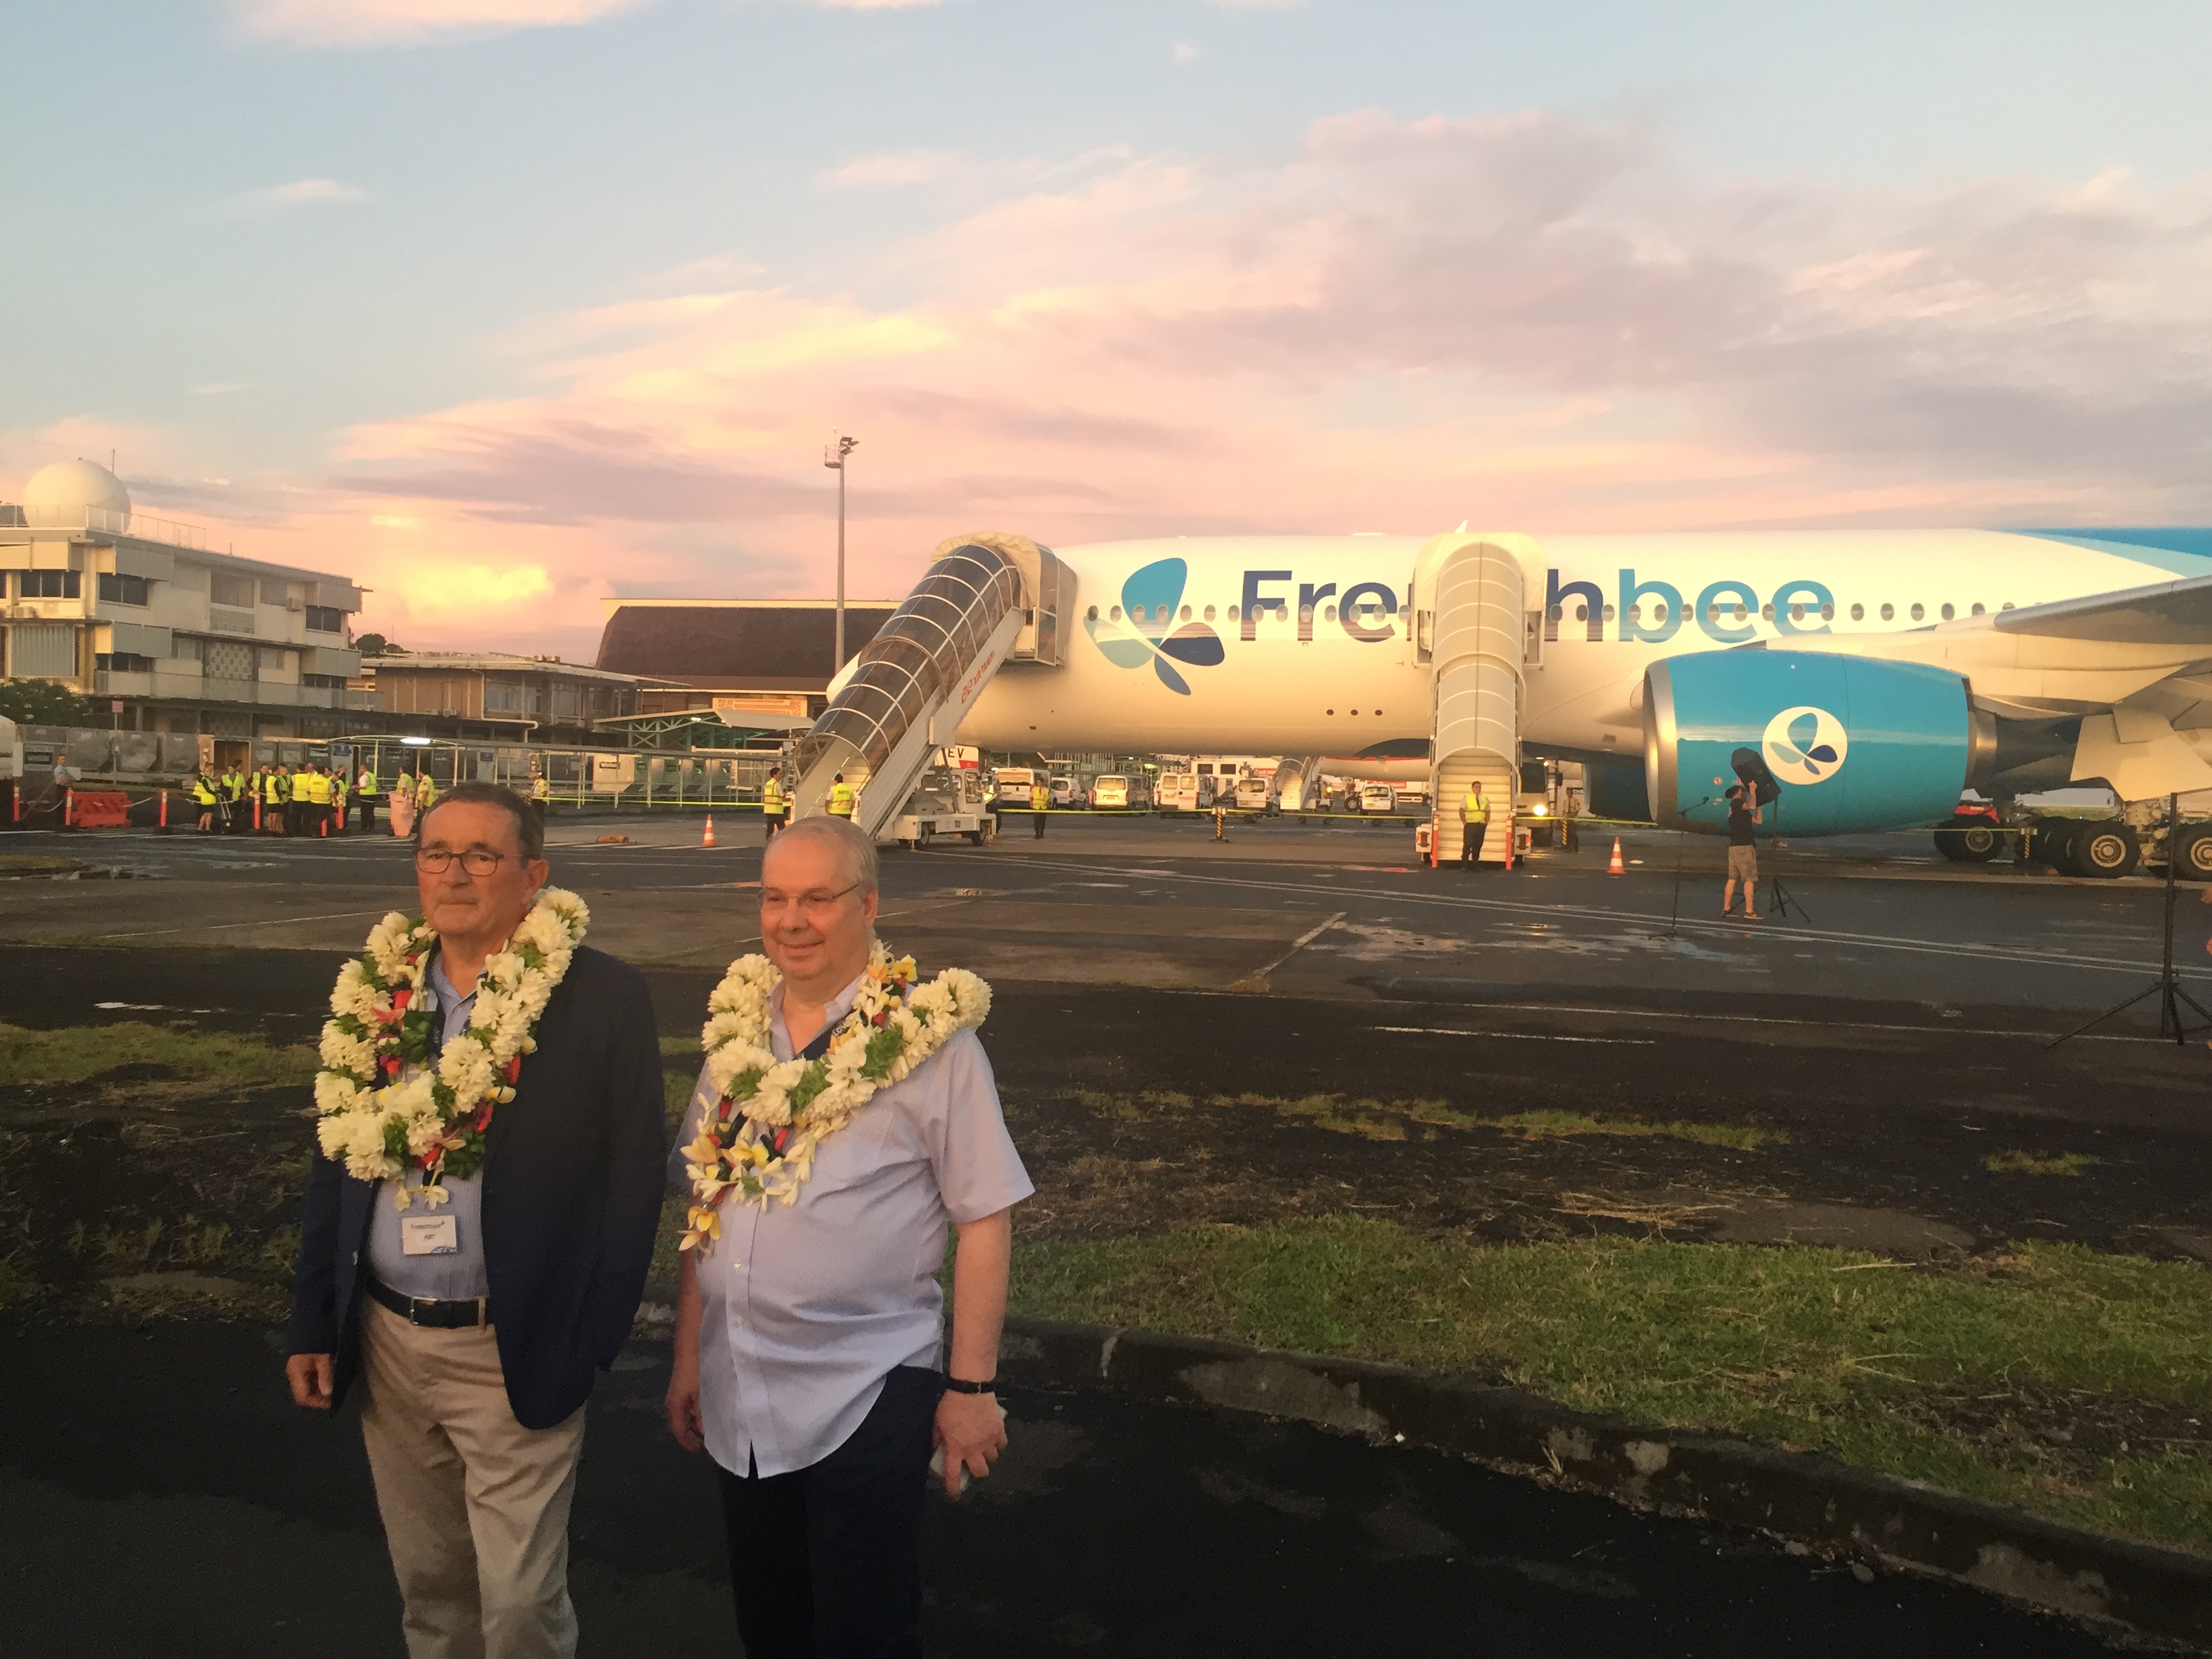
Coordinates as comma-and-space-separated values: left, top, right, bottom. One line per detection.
23, 457, 131, 523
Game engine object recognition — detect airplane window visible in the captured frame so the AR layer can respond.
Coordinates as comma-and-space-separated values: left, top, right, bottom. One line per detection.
1789, 602, 1805, 622
1086, 605, 1099, 621
1227, 605, 1240, 621
1850, 603, 1864, 621
1204, 605, 1216, 621
1881, 602, 1894, 621
1602, 605, 1615, 621
1324, 605, 1337, 622
1820, 603, 1835, 621
1761, 604, 1775, 621
1574, 604, 1587, 621
1705, 605, 1718, 621
1970, 602, 1984, 616
1325, 710, 1333, 716
1940, 602, 1955, 621
1910, 602, 1925, 621
1110, 606, 1123, 621
1298, 606, 1313, 622
1181, 605, 1192, 621
1548, 605, 1563, 621
1732, 604, 1747, 621
1626, 604, 1640, 621
2001, 601, 2014, 610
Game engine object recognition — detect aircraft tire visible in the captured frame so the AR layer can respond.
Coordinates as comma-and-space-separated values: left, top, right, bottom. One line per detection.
2076, 821, 2140, 879
2034, 819, 2080, 874
1946, 818, 2004, 861
2171, 825, 2212, 882
1931, 826, 1967, 861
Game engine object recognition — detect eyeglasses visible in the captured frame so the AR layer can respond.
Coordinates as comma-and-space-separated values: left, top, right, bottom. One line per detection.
414, 848, 508, 876
760, 881, 861, 918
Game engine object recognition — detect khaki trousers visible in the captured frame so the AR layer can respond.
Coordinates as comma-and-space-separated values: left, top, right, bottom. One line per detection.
359, 1299, 587, 1659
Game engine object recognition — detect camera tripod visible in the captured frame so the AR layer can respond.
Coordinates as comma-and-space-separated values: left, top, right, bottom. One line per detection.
2051, 794, 2212, 1047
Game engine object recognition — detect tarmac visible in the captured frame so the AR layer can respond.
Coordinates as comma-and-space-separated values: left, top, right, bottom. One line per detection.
3, 810, 2209, 1653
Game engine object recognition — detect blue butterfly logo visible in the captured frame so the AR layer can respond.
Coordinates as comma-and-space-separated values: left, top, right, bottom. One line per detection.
1083, 558, 1225, 695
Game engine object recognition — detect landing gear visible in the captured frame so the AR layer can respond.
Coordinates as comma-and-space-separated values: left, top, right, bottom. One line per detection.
2074, 821, 2141, 879
2032, 819, 2083, 875
2171, 825, 2212, 882
1933, 814, 2004, 862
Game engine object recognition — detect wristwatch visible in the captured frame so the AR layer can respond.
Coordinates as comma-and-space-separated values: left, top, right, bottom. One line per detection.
942, 1376, 996, 1395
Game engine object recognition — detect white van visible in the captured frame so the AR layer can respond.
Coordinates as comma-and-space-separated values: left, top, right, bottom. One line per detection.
1233, 776, 1274, 813
1155, 772, 1200, 812
994, 766, 1036, 805
1089, 774, 1132, 810
1359, 781, 1398, 814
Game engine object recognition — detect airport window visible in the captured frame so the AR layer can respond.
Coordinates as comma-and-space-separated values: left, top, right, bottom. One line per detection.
94, 651, 155, 672
1881, 602, 1894, 621
304, 673, 348, 689
1849, 602, 1864, 621
18, 569, 80, 598
1910, 602, 1925, 621
1940, 602, 1955, 621
210, 571, 254, 609
98, 573, 149, 606
306, 605, 344, 634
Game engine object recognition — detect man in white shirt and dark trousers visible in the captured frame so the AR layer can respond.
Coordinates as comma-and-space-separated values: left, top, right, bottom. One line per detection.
665, 815, 1031, 1658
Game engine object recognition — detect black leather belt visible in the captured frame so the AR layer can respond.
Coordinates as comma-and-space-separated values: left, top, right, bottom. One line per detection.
367, 1277, 489, 1328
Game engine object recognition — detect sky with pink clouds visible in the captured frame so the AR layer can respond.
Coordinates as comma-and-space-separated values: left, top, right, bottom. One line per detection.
4, 1, 2211, 660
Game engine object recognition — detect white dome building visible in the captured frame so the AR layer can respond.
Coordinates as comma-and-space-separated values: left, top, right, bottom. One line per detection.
23, 457, 131, 526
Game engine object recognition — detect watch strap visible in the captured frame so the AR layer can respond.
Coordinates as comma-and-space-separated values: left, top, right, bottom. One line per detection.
942, 1375, 996, 1395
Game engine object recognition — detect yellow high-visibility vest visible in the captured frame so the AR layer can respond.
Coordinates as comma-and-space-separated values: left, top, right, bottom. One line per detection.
192, 777, 218, 804
1030, 783, 1049, 809
305, 773, 332, 805
1462, 788, 1486, 823
267, 774, 288, 803
828, 781, 855, 816
762, 779, 784, 808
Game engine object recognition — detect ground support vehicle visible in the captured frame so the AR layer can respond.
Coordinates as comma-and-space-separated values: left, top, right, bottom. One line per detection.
1359, 782, 1397, 813
1155, 772, 1200, 813
890, 766, 991, 848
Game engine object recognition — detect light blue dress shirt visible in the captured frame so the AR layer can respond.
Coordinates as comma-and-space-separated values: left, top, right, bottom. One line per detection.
671, 970, 1033, 1478
366, 954, 491, 1300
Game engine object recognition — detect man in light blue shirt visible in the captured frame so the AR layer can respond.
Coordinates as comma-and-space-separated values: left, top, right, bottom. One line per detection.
666, 815, 1030, 1659
365, 954, 489, 1304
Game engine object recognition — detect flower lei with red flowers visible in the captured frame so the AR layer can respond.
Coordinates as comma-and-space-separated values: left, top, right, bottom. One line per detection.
313, 890, 589, 1206
680, 941, 990, 1246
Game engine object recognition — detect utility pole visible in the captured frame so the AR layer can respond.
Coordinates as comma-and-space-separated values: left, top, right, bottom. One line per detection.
824, 433, 859, 672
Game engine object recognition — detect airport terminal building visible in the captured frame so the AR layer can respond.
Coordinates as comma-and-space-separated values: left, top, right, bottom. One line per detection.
595, 597, 897, 718
0, 459, 369, 739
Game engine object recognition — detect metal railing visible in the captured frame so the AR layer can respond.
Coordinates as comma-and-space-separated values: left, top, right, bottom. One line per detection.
1, 504, 211, 550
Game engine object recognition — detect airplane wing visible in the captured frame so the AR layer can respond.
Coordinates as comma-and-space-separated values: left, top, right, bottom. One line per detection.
1990, 571, 2212, 644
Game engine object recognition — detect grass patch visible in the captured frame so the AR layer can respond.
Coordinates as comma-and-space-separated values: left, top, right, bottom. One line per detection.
1984, 1150, 2101, 1176
659, 1034, 701, 1057
1010, 1216, 2212, 1552
0, 1021, 315, 1089
1077, 1090, 1784, 1150
0, 855, 83, 877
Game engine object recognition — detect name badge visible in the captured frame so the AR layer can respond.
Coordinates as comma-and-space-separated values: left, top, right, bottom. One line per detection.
400, 1213, 459, 1256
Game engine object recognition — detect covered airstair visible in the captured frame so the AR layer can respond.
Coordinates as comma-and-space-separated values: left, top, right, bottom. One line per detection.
1413, 534, 1539, 865
787, 533, 1071, 841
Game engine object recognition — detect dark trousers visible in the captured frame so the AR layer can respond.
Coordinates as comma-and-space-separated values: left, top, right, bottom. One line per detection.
1462, 822, 1486, 864
1032, 811, 1046, 838
717, 1365, 939, 1659
356, 797, 376, 832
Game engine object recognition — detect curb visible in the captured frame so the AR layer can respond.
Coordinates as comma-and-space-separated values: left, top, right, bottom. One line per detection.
999, 1315, 2212, 1646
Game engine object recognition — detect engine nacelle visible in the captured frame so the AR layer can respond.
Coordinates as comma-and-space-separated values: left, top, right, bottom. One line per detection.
1643, 651, 1971, 835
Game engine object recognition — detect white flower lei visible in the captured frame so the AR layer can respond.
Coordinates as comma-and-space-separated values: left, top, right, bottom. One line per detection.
313, 887, 590, 1208
680, 940, 990, 1248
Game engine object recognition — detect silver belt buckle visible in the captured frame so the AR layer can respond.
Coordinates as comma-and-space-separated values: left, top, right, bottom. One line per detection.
407, 1296, 428, 1326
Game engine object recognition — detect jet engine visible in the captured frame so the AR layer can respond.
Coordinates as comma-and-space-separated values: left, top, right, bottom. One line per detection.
1643, 651, 1973, 836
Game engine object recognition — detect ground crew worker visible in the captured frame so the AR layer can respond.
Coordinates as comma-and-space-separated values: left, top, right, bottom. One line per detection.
265, 764, 290, 834
413, 770, 437, 814
220, 764, 245, 833
353, 764, 378, 834
192, 771, 218, 832
1031, 776, 1050, 839
331, 767, 349, 833
761, 768, 785, 840
529, 772, 550, 831
304, 762, 333, 837
827, 772, 855, 817
1461, 779, 1488, 866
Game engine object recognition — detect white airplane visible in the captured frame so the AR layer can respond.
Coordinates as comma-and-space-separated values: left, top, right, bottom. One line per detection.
795, 527, 2212, 875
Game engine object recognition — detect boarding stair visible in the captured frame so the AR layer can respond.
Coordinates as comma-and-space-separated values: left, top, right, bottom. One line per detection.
787, 533, 1071, 842
1272, 755, 1324, 811
1413, 535, 1538, 865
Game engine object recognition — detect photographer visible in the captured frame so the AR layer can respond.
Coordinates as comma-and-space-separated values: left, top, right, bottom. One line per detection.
1723, 783, 1762, 921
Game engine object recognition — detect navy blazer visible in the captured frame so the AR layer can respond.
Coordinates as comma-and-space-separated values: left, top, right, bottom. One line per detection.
286, 944, 668, 1431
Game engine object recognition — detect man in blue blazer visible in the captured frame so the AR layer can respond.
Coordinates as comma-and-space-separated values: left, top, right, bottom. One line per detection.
285, 781, 666, 1659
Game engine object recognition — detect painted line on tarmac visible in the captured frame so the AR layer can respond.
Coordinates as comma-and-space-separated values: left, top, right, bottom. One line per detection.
943, 851, 2212, 983
85, 907, 395, 940
1373, 1002, 2149, 1044
1241, 911, 1346, 983
1373, 1025, 1655, 1045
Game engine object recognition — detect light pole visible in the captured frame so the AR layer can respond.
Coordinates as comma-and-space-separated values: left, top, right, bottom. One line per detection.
824, 432, 858, 672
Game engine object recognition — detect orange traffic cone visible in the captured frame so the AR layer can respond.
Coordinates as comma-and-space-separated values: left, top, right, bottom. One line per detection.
1607, 836, 1624, 874
701, 815, 717, 848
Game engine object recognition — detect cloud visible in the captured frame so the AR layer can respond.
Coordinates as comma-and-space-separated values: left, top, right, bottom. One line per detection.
1171, 40, 1200, 65
227, 178, 374, 215
128, 112, 2212, 651
823, 150, 964, 189
232, 0, 649, 47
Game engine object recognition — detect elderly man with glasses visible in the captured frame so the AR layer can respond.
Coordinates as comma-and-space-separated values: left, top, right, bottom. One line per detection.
665, 813, 1031, 1659
284, 781, 668, 1659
